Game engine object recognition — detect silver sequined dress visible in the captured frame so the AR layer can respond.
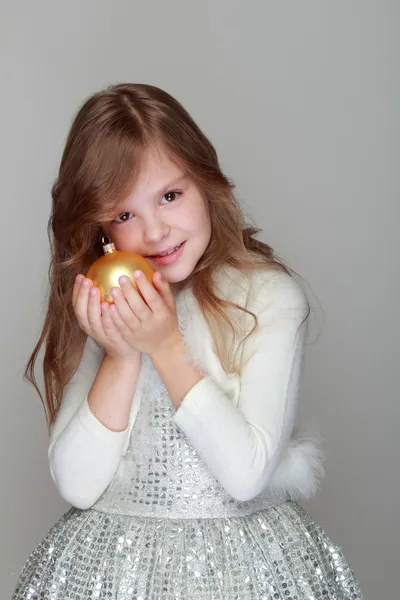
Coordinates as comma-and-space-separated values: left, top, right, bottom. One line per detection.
13, 346, 363, 599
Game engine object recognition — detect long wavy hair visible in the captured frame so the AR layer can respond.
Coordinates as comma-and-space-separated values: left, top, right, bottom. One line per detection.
25, 82, 310, 426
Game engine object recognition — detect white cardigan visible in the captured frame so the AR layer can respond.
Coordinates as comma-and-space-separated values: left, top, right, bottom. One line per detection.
48, 265, 324, 510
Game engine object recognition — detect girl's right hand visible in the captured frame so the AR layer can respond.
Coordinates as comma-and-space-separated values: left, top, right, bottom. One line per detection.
72, 274, 141, 362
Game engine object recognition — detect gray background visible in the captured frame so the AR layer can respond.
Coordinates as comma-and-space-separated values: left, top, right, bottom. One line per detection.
1, 1, 398, 598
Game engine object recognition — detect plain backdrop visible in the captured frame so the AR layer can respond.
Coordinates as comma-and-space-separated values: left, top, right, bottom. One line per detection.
1, 1, 398, 598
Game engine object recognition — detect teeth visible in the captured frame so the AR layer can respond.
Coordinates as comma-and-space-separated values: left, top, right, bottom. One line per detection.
156, 244, 181, 257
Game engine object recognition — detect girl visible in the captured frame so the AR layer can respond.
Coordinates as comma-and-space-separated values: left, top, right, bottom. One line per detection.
13, 83, 363, 599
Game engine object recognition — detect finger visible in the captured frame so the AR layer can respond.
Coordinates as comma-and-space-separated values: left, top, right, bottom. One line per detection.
101, 302, 123, 341
132, 272, 164, 312
152, 271, 175, 309
87, 286, 104, 338
74, 277, 92, 331
119, 275, 155, 319
108, 302, 135, 338
72, 274, 85, 308
110, 285, 142, 328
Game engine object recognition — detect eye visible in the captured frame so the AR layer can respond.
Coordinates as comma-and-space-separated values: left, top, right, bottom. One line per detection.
112, 191, 181, 224
113, 212, 133, 224
162, 190, 181, 204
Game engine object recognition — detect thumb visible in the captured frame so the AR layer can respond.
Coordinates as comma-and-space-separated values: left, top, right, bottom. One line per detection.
153, 271, 174, 306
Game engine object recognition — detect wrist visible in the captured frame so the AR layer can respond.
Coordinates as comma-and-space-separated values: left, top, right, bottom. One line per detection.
149, 329, 183, 360
104, 351, 141, 366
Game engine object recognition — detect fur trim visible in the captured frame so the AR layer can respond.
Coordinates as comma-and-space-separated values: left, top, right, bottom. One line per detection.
269, 426, 326, 500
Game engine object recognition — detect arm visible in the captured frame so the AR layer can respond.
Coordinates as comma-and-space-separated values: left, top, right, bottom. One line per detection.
149, 333, 205, 409
48, 336, 142, 509
156, 272, 309, 502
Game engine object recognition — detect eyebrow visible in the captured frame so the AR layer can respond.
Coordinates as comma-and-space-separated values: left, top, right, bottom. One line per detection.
116, 174, 189, 215
155, 174, 189, 198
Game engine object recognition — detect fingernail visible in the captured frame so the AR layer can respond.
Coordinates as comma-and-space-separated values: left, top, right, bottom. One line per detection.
90, 288, 97, 297
82, 278, 90, 286
120, 276, 129, 284
111, 288, 120, 297
134, 270, 142, 279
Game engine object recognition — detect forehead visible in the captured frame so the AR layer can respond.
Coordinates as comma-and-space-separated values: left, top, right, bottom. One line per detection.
121, 147, 188, 205
137, 146, 184, 186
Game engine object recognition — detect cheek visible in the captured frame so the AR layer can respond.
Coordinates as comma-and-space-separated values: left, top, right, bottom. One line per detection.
196, 204, 211, 236
107, 225, 137, 251
184, 203, 209, 233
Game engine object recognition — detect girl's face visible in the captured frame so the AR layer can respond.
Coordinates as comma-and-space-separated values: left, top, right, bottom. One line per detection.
104, 147, 211, 291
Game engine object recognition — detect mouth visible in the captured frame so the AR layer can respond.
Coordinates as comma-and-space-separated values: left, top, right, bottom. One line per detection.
147, 241, 186, 265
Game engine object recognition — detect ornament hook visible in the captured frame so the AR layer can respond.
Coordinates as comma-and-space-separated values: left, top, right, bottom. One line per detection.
101, 235, 116, 255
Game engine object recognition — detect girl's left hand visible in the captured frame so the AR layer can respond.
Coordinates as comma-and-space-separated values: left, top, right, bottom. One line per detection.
104, 270, 180, 356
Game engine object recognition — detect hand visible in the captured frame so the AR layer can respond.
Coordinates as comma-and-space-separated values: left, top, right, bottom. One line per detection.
72, 275, 140, 361
72, 270, 180, 360
108, 270, 181, 356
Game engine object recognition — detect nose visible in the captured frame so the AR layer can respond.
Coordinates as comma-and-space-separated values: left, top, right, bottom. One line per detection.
142, 217, 170, 244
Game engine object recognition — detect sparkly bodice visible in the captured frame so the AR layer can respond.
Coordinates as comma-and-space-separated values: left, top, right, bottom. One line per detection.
92, 331, 288, 520
92, 287, 288, 519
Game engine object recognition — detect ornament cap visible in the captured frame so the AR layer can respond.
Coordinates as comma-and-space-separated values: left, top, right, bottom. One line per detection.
101, 235, 117, 255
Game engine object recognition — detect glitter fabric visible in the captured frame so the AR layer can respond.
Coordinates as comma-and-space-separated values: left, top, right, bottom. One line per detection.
93, 353, 289, 520
13, 291, 363, 599
13, 503, 363, 599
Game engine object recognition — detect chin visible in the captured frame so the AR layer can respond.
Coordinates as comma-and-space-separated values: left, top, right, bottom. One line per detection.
164, 264, 193, 284
166, 272, 190, 284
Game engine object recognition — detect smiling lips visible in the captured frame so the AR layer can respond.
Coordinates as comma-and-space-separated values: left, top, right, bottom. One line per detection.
148, 242, 184, 258
147, 241, 186, 265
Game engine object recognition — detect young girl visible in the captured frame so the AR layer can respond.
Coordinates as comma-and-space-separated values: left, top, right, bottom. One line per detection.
13, 83, 363, 599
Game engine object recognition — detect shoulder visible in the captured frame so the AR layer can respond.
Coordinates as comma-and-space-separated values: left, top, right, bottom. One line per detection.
215, 263, 308, 312
250, 267, 308, 312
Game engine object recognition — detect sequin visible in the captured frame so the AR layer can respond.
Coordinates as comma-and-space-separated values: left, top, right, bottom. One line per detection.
13, 305, 363, 599
92, 353, 288, 520
13, 502, 363, 599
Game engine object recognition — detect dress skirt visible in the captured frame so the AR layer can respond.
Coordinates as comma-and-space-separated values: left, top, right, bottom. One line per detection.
13, 500, 363, 600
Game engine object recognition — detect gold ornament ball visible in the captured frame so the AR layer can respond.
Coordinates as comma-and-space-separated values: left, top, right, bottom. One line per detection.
86, 243, 155, 304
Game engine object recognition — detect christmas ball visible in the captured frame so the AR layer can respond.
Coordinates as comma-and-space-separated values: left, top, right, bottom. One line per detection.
86, 236, 155, 303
